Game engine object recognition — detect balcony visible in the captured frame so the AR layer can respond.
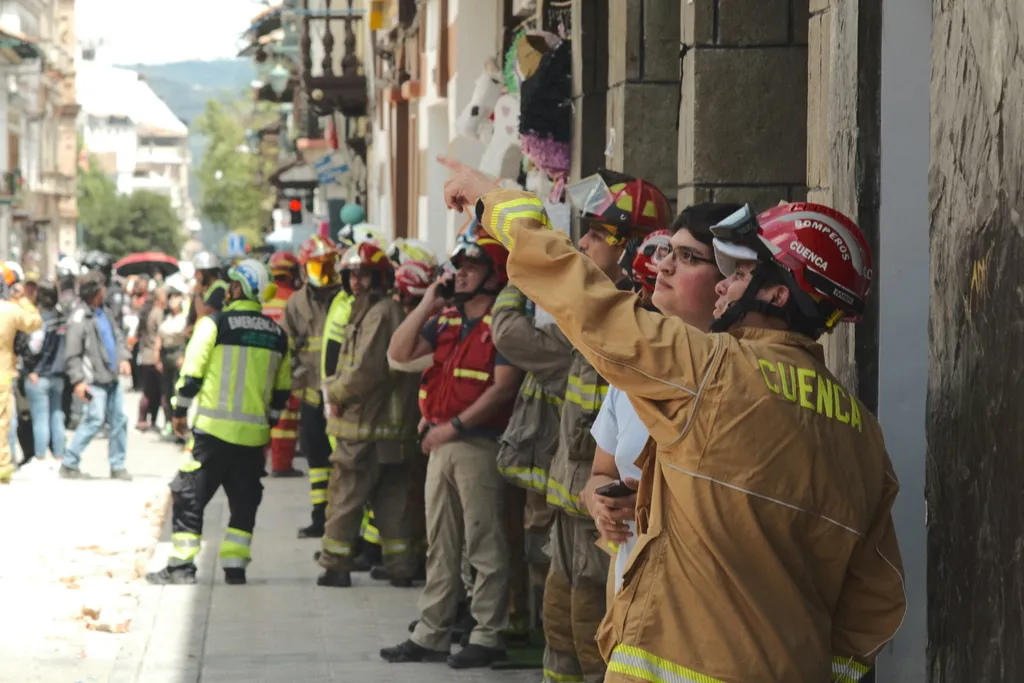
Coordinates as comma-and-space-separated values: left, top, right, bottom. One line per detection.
299, 0, 369, 118
136, 145, 187, 166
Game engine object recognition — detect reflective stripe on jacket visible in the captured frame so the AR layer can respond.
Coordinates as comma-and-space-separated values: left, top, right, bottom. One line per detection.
281, 283, 343, 405
479, 188, 907, 683
491, 284, 569, 493
174, 299, 291, 447
419, 304, 513, 429
322, 292, 417, 442
321, 290, 354, 380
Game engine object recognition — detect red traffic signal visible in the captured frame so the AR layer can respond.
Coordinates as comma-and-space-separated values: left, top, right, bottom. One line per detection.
288, 199, 302, 212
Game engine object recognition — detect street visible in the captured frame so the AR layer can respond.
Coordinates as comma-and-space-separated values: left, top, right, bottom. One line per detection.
0, 388, 538, 683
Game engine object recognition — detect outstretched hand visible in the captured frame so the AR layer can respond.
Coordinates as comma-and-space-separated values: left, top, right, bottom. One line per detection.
437, 156, 500, 216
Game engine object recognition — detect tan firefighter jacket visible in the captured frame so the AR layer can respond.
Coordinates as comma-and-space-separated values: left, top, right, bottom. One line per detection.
488, 282, 607, 517
282, 283, 342, 406
491, 284, 571, 494
478, 188, 907, 683
322, 291, 418, 461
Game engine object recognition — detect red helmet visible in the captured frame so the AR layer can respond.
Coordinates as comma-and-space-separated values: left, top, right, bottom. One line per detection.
340, 241, 393, 273
630, 230, 671, 293
395, 260, 435, 298
570, 171, 673, 240
712, 203, 873, 330
298, 235, 338, 264
340, 242, 393, 294
269, 251, 300, 274
451, 235, 509, 285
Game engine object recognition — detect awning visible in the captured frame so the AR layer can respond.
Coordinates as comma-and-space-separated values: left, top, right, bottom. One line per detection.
268, 159, 318, 190
246, 5, 282, 40
0, 27, 41, 61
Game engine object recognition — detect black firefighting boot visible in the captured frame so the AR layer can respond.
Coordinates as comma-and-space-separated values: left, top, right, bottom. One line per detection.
146, 564, 198, 585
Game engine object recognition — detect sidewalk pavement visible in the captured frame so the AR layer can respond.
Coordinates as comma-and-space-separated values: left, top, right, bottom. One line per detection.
0, 384, 183, 683
115, 433, 540, 682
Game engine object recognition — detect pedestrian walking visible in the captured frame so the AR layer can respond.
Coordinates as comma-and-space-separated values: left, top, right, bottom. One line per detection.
62, 271, 133, 480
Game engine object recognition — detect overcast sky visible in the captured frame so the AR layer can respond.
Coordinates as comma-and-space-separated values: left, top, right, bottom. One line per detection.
76, 0, 267, 64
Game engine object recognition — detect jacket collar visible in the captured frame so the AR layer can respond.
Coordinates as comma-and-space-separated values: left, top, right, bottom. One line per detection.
727, 326, 825, 362
224, 299, 262, 313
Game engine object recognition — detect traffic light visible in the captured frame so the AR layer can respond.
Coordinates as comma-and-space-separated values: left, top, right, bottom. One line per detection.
288, 198, 303, 226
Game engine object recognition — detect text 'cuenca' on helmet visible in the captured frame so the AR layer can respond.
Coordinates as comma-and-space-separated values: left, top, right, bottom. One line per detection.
709, 202, 873, 335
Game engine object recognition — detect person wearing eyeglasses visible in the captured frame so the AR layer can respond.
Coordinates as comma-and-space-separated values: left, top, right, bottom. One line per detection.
582, 204, 741, 600
438, 156, 906, 683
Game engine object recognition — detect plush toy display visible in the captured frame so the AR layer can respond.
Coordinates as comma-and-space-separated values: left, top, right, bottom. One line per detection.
518, 37, 572, 186
454, 57, 503, 141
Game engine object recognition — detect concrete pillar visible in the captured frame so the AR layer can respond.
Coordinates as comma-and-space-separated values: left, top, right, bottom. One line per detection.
678, 0, 808, 212
603, 0, 682, 196
805, 0, 881, 399
570, 0, 608, 182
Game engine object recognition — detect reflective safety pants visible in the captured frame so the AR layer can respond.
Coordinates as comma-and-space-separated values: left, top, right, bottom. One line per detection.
167, 433, 266, 571
318, 439, 415, 577
542, 510, 610, 683
504, 484, 529, 631
360, 508, 381, 546
269, 392, 300, 472
412, 436, 509, 651
299, 401, 332, 528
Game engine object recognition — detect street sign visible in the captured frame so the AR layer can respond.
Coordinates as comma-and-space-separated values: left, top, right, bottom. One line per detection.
226, 233, 246, 256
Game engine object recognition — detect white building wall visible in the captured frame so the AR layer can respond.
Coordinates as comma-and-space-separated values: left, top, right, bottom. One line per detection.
444, 0, 502, 248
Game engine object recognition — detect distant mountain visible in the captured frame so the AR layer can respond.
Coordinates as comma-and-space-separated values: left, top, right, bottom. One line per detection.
119, 59, 256, 238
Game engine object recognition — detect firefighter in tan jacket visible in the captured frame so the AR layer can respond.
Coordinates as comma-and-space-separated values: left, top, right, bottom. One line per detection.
317, 242, 419, 587
489, 284, 570, 636
490, 171, 675, 683
439, 157, 906, 683
287, 236, 346, 538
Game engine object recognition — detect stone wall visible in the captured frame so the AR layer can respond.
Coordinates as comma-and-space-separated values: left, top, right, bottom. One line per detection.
678, 0, 808, 212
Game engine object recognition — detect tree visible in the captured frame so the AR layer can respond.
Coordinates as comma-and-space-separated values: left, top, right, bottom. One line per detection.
194, 98, 272, 247
77, 161, 184, 259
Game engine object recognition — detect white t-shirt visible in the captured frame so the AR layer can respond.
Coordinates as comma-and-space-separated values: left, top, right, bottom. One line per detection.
590, 384, 649, 593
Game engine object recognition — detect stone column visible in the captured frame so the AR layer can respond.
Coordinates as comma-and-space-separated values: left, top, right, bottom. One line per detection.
602, 0, 682, 196
678, 0, 809, 212
570, 0, 608, 183
805, 0, 881, 401
927, 1, 1024, 680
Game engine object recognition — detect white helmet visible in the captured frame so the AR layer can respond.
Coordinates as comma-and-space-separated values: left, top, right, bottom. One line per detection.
337, 222, 386, 248
192, 251, 219, 271
3, 261, 23, 284
227, 259, 270, 301
164, 272, 189, 295
386, 238, 437, 267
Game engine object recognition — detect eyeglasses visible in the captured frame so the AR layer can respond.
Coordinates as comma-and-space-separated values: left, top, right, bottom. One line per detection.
653, 244, 717, 267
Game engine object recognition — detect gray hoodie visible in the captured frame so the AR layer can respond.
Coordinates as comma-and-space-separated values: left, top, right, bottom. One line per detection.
65, 301, 130, 387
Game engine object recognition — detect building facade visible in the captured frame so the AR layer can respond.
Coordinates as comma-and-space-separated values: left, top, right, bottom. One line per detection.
0, 0, 78, 276
76, 48, 198, 236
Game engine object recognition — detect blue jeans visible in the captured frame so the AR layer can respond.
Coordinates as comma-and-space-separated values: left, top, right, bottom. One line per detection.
64, 381, 128, 471
24, 375, 66, 459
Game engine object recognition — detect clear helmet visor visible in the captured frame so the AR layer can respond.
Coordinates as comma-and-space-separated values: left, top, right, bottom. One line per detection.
565, 173, 616, 218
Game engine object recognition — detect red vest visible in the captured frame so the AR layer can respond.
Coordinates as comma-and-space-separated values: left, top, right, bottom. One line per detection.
419, 305, 514, 429
262, 284, 296, 324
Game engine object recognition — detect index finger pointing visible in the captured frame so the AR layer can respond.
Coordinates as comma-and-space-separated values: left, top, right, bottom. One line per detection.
437, 155, 467, 173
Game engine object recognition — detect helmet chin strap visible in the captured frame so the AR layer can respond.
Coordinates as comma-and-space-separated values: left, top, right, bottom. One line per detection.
709, 264, 790, 333
451, 263, 501, 304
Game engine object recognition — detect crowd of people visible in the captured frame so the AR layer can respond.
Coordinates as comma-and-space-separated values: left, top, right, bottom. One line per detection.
0, 161, 909, 682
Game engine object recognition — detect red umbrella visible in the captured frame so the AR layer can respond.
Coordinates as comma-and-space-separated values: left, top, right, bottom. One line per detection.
114, 252, 180, 277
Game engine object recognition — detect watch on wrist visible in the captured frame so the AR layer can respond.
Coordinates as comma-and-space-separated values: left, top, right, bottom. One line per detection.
450, 416, 467, 433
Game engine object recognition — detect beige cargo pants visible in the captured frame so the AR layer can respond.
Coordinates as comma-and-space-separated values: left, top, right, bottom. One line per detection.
412, 435, 509, 651
318, 439, 415, 578
542, 510, 610, 683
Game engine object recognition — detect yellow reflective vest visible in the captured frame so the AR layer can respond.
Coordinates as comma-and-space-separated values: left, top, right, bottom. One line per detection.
174, 299, 292, 447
